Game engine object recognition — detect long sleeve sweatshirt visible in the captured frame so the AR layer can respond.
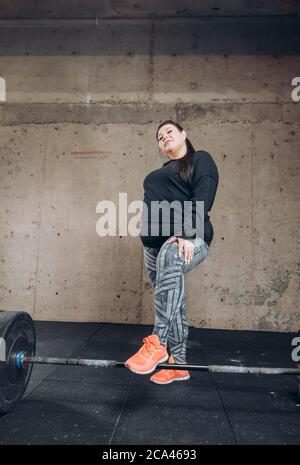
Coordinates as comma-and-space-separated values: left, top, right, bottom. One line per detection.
140, 150, 219, 249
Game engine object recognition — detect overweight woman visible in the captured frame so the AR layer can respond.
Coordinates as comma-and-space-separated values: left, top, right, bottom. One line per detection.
125, 120, 219, 384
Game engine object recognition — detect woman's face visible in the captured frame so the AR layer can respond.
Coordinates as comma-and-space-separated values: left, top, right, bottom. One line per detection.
157, 124, 187, 157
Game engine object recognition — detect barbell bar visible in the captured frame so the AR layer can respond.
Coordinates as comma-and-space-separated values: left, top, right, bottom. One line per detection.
14, 353, 300, 376
0, 310, 299, 415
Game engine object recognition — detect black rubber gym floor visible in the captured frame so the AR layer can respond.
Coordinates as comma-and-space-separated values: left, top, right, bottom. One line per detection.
0, 321, 299, 445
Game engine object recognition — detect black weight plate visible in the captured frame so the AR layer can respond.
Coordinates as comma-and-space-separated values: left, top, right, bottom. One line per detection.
0, 311, 36, 414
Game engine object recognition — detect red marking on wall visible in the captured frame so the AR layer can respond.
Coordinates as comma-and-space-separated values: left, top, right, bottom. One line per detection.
279, 0, 298, 12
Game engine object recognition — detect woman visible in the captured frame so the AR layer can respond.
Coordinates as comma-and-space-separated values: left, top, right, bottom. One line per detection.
125, 120, 219, 384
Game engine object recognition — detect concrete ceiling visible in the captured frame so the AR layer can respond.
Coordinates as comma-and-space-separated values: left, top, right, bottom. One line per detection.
0, 0, 299, 20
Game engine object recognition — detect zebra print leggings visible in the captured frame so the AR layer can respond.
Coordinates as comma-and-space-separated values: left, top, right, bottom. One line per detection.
143, 237, 209, 363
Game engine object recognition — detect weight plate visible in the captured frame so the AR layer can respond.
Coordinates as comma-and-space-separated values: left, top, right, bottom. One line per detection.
0, 311, 36, 414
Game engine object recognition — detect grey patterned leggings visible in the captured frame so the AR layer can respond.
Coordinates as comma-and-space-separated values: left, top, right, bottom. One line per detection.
143, 237, 210, 363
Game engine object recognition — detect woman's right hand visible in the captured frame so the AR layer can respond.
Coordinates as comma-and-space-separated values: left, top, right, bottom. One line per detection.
166, 236, 195, 264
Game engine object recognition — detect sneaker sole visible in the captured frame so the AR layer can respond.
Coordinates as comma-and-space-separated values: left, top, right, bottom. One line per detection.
125, 353, 169, 375
150, 375, 190, 385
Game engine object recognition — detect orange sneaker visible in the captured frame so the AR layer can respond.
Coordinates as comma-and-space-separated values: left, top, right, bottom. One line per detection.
150, 355, 190, 384
124, 334, 168, 375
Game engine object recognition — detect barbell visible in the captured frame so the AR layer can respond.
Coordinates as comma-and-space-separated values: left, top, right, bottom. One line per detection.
0, 310, 299, 415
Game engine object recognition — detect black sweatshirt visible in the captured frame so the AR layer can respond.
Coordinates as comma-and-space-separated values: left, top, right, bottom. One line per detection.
140, 150, 219, 249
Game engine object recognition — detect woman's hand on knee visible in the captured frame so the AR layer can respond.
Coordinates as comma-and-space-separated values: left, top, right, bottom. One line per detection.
166, 236, 195, 264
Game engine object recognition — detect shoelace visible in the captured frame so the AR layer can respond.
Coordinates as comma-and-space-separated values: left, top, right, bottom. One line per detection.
162, 368, 188, 377
163, 363, 187, 375
162, 369, 175, 375
139, 337, 160, 358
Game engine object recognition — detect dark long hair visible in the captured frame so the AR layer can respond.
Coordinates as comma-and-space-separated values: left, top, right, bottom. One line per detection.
156, 120, 195, 183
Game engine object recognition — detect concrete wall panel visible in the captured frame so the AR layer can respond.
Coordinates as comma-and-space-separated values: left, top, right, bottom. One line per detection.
0, 22, 151, 103
33, 123, 148, 322
251, 123, 300, 330
0, 125, 46, 312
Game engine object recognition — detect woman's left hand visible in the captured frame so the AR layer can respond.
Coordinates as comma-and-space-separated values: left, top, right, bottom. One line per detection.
166, 236, 195, 264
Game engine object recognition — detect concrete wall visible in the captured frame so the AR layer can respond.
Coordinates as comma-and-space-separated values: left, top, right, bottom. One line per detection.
0, 0, 298, 19
0, 16, 300, 331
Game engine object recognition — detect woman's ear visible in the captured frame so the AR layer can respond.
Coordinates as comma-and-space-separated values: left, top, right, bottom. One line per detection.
182, 130, 187, 140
